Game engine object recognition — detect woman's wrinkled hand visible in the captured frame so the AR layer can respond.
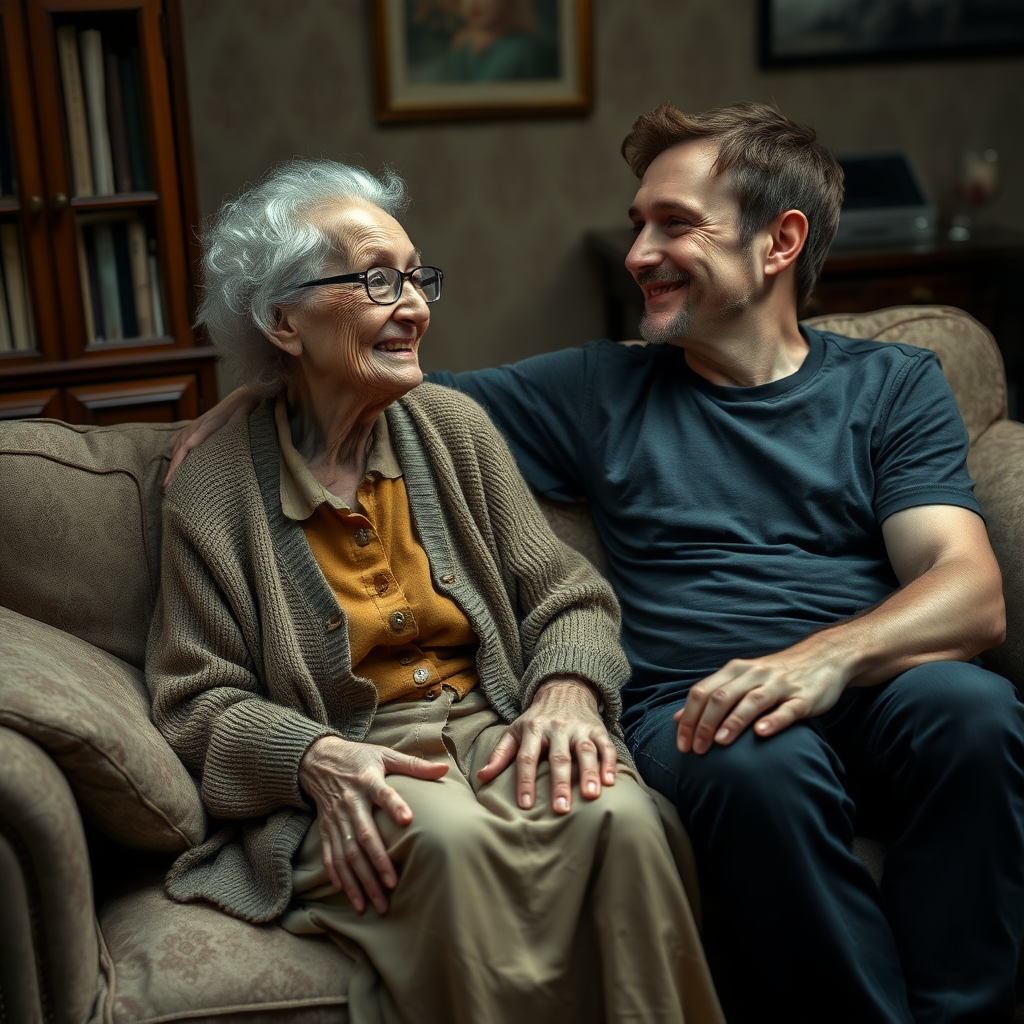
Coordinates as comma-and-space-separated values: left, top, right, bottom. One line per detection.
476, 676, 617, 815
299, 735, 448, 914
162, 386, 261, 491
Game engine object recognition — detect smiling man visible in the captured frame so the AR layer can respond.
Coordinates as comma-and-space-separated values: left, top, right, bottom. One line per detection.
169, 103, 1024, 1024
434, 104, 1024, 1024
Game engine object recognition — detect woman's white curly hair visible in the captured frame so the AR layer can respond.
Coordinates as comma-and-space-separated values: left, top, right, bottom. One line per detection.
196, 159, 409, 395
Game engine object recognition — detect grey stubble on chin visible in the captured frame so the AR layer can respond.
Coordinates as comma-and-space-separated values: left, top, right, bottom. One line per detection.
639, 307, 691, 346
635, 268, 692, 346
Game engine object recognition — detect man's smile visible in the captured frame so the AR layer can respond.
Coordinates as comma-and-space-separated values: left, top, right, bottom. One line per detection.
637, 269, 691, 303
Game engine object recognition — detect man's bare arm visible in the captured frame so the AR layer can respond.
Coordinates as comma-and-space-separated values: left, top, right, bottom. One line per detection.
163, 386, 261, 490
676, 505, 1006, 754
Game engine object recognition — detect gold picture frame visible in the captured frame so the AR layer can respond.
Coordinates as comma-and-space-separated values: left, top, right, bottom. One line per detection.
370, 0, 592, 123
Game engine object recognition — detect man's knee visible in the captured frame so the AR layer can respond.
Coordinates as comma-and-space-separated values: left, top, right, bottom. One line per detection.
884, 662, 1024, 769
633, 713, 850, 832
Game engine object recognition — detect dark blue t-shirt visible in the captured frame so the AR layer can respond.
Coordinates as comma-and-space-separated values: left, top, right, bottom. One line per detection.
428, 327, 981, 731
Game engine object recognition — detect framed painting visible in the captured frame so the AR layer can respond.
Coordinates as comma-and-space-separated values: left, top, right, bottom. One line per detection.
760, 0, 1024, 67
370, 0, 592, 122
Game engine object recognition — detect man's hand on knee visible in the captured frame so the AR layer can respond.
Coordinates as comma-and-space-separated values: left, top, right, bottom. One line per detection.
674, 653, 847, 754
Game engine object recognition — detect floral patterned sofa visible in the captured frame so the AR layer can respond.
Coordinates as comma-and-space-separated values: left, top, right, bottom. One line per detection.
1, 306, 1022, 1023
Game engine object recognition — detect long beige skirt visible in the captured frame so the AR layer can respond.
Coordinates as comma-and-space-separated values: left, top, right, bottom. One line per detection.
280, 687, 723, 1024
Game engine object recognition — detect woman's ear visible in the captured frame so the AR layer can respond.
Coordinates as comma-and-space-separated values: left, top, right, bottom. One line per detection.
763, 209, 808, 279
263, 304, 303, 356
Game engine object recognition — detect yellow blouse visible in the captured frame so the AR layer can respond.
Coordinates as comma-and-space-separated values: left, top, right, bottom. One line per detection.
276, 397, 478, 704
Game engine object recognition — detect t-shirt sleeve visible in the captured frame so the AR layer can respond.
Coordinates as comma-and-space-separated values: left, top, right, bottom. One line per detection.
872, 349, 982, 523
425, 346, 591, 501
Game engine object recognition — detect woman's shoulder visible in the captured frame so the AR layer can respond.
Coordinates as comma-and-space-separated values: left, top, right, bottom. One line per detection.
400, 380, 493, 428
395, 383, 519, 476
163, 406, 265, 518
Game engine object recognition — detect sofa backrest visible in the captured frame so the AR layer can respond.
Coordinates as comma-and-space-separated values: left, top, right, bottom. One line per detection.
0, 419, 177, 669
0, 306, 1010, 675
803, 305, 1007, 445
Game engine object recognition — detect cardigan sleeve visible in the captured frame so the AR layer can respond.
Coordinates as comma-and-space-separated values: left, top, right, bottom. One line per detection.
146, 491, 336, 821
473, 405, 629, 719
406, 386, 631, 726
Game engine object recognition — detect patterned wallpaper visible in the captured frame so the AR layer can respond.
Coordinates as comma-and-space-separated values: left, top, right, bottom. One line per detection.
178, 0, 1024, 377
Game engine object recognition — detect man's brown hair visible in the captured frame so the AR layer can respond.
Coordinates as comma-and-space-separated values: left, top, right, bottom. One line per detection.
621, 102, 844, 307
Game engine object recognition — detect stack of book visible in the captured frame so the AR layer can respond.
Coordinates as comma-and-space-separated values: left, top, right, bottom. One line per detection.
77, 212, 165, 343
0, 224, 36, 352
56, 23, 150, 197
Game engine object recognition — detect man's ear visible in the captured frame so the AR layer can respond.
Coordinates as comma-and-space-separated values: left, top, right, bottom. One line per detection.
763, 209, 808, 279
263, 304, 303, 356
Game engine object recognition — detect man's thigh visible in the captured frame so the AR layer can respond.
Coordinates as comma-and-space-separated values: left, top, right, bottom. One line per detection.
629, 699, 852, 829
823, 660, 1024, 834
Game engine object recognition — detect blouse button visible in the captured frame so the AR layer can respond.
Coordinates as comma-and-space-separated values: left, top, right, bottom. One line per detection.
373, 572, 390, 596
397, 649, 415, 665
389, 611, 407, 632
354, 528, 370, 546
413, 667, 430, 684
424, 687, 440, 701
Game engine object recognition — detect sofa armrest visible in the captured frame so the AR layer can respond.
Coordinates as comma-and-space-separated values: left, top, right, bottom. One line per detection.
0, 727, 101, 1024
0, 606, 205, 851
968, 419, 1024, 687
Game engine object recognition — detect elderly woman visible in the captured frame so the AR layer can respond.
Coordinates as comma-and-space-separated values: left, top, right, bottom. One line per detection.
148, 159, 722, 1024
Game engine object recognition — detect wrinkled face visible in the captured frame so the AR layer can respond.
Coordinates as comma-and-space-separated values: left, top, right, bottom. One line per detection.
285, 199, 429, 404
626, 140, 761, 345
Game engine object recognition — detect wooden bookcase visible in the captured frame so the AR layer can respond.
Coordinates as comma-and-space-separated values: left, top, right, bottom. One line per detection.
0, 0, 216, 423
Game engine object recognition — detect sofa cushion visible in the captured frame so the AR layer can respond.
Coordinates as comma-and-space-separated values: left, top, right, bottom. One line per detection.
0, 606, 204, 851
536, 495, 606, 576
968, 419, 1024, 685
0, 418, 177, 669
96, 879, 350, 1023
804, 305, 1007, 446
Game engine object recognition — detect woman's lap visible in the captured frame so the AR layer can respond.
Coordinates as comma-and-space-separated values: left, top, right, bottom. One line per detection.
293, 686, 679, 896
283, 687, 722, 1024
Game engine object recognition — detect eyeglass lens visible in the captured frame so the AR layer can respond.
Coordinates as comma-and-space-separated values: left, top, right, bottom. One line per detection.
367, 267, 441, 304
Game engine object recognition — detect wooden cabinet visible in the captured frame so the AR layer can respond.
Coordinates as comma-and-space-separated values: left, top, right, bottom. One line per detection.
0, 0, 216, 423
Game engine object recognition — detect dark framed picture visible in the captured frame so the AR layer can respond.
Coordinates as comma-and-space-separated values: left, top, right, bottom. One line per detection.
759, 0, 1024, 67
370, 0, 592, 122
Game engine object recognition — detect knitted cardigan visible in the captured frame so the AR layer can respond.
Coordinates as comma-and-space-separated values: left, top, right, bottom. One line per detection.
146, 383, 631, 923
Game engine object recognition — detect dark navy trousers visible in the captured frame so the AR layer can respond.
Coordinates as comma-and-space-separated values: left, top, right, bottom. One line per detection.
628, 662, 1024, 1024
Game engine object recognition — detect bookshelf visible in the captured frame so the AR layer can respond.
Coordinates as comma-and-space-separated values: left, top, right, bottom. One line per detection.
0, 0, 216, 423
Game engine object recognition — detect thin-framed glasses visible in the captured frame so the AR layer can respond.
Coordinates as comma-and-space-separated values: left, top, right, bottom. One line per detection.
291, 266, 443, 305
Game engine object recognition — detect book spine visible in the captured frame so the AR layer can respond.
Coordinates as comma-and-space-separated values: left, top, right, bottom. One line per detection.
79, 29, 115, 196
93, 221, 123, 339
120, 50, 149, 191
0, 83, 16, 197
55, 24, 94, 198
83, 225, 105, 341
0, 223, 35, 350
111, 220, 138, 337
126, 216, 154, 336
148, 240, 164, 336
103, 45, 133, 193
75, 220, 97, 345
0, 258, 12, 352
